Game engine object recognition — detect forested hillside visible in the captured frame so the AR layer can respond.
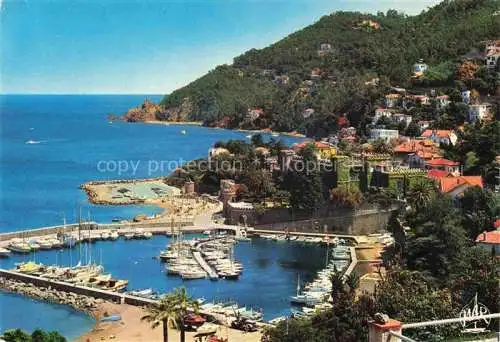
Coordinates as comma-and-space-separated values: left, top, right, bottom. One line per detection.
142, 0, 499, 137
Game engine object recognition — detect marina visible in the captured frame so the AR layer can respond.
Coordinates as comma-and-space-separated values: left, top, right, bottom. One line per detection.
0, 233, 334, 321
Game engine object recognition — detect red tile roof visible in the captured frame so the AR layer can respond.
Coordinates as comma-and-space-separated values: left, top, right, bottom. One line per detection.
427, 170, 451, 179
293, 141, 331, 149
437, 176, 482, 193
475, 230, 500, 245
421, 129, 433, 138
425, 158, 459, 167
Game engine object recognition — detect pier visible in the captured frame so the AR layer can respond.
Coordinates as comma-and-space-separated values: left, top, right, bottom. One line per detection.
192, 251, 219, 280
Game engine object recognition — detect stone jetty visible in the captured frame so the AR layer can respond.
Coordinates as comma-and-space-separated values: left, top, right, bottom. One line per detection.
0, 277, 101, 317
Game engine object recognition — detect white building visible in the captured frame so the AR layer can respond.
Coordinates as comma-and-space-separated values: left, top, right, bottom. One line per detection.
461, 90, 471, 104
373, 108, 392, 123
370, 129, 399, 142
392, 113, 412, 127
469, 103, 492, 122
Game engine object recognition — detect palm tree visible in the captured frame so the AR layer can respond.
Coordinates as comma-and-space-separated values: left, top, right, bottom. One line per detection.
141, 287, 200, 342
345, 272, 359, 295
408, 178, 437, 210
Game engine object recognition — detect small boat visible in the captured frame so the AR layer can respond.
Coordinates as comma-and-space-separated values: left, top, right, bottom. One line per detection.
36, 239, 54, 250
129, 288, 154, 297
25, 139, 41, 144
180, 130, 187, 135
109, 231, 119, 240
123, 232, 135, 240
0, 247, 11, 257
268, 316, 286, 325
180, 269, 207, 280
8, 242, 32, 253
143, 232, 153, 239
100, 315, 121, 322
101, 232, 111, 240
271, 132, 279, 137
245, 135, 252, 139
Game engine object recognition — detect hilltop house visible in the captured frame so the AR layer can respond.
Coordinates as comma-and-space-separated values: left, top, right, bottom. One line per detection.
394, 140, 441, 165
412, 60, 428, 78
373, 107, 392, 123
428, 171, 483, 198
370, 129, 399, 142
385, 94, 401, 108
318, 43, 333, 56
392, 113, 412, 127
424, 158, 460, 174
405, 94, 431, 106
421, 129, 457, 145
461, 90, 471, 104
208, 147, 231, 163
293, 140, 336, 160
485, 40, 500, 70
469, 103, 492, 121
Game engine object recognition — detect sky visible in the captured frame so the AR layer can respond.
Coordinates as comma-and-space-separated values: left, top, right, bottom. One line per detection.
1, 0, 441, 94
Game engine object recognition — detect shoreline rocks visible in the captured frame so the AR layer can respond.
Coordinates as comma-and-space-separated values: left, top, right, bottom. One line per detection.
0, 277, 101, 320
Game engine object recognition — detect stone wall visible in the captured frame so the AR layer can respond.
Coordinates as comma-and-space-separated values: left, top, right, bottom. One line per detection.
255, 208, 395, 235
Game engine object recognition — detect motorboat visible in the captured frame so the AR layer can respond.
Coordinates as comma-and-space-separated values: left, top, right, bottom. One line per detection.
0, 247, 11, 257
123, 232, 135, 240
128, 288, 155, 298
8, 242, 31, 253
36, 239, 54, 250
180, 269, 206, 280
109, 231, 119, 240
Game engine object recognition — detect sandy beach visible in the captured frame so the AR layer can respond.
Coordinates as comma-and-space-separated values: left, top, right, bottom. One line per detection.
78, 301, 262, 342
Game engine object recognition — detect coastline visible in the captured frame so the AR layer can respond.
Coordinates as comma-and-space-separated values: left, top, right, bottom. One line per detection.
137, 119, 307, 138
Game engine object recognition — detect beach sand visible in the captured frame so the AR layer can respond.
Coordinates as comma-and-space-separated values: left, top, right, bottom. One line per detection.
78, 302, 262, 342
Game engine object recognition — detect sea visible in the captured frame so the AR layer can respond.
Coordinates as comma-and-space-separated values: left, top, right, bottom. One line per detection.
0, 95, 325, 338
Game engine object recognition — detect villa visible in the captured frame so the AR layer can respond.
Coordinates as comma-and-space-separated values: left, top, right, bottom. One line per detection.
420, 129, 457, 145
424, 158, 460, 174
469, 103, 492, 121
370, 129, 399, 142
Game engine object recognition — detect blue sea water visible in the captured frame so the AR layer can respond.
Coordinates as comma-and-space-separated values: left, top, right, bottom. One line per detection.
0, 236, 328, 321
0, 292, 93, 340
0, 95, 300, 231
0, 95, 313, 337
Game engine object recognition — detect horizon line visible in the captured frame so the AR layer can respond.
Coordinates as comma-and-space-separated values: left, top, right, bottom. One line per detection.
0, 93, 167, 96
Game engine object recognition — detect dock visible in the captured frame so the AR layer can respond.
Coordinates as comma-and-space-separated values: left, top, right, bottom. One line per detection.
192, 251, 219, 280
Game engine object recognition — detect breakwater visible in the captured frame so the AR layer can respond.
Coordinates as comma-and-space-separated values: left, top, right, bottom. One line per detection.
0, 276, 100, 318
0, 220, 196, 242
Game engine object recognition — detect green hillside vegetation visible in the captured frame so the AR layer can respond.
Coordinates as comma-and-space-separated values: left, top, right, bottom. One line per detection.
155, 0, 499, 137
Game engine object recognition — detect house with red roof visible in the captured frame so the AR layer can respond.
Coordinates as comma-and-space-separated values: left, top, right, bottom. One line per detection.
425, 158, 460, 174
420, 129, 457, 145
475, 230, 500, 255
394, 139, 441, 166
432, 175, 483, 198
293, 140, 336, 160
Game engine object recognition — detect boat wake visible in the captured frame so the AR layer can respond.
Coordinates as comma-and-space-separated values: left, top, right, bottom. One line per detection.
25, 139, 48, 145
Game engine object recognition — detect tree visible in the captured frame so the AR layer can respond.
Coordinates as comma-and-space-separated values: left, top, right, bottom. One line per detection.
375, 270, 459, 341
407, 178, 437, 211
463, 151, 479, 173
404, 121, 421, 137
330, 186, 363, 208
1, 329, 66, 342
459, 186, 500, 239
141, 287, 200, 342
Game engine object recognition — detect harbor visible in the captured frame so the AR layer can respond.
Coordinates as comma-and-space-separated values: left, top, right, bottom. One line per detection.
0, 232, 341, 321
